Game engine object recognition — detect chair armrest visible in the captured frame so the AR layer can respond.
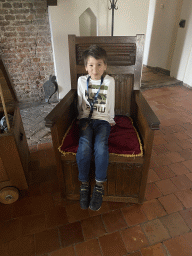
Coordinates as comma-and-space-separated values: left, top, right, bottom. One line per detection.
45, 89, 77, 128
134, 90, 160, 130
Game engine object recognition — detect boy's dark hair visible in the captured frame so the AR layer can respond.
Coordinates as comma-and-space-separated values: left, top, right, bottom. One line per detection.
83, 45, 107, 66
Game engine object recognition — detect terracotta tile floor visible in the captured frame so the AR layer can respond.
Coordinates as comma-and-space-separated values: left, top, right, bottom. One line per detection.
1, 85, 192, 256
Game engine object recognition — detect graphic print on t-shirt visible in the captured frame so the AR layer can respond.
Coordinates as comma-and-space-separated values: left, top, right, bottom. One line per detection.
85, 84, 108, 113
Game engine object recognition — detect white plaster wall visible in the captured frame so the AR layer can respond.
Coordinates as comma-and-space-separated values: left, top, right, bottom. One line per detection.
170, 0, 192, 86
183, 45, 192, 87
79, 8, 97, 36
144, 0, 183, 70
49, 0, 111, 99
113, 0, 150, 36
143, 0, 157, 65
49, 0, 150, 99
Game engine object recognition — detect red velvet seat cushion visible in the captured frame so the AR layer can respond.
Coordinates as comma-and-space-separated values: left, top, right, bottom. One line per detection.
59, 116, 143, 157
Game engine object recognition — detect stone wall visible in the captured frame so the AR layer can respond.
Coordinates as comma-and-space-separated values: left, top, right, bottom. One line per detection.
0, 0, 55, 103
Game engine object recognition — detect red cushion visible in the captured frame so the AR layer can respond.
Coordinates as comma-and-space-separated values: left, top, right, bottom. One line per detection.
59, 116, 143, 157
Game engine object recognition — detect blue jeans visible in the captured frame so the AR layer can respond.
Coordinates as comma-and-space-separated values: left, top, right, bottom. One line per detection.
76, 118, 111, 182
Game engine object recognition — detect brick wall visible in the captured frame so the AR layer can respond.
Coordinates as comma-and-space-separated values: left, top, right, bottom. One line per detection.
0, 0, 55, 103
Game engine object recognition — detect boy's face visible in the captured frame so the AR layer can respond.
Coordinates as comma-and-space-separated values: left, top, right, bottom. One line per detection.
85, 56, 107, 80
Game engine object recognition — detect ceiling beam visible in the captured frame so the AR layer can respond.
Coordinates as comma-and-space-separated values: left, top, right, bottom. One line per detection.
47, 0, 57, 6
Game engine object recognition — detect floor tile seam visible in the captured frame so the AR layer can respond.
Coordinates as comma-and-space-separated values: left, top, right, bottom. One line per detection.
140, 240, 172, 256
140, 241, 171, 256
80, 216, 90, 242
157, 195, 185, 215
120, 206, 149, 230
140, 220, 172, 246
170, 174, 192, 190
162, 232, 192, 254
154, 179, 179, 195
155, 197, 172, 216
179, 211, 192, 231
81, 221, 129, 242
101, 229, 129, 255
120, 222, 151, 253
73, 242, 78, 256
159, 212, 188, 241
173, 190, 192, 208
68, 237, 104, 256
56, 226, 63, 252
161, 241, 172, 256
101, 208, 128, 230
92, 237, 104, 256
158, 211, 191, 237
33, 233, 38, 256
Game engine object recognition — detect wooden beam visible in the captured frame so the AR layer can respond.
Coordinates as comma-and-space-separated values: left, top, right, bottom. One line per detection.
47, 0, 57, 6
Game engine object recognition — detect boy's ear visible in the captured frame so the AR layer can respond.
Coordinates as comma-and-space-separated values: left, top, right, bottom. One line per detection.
104, 63, 107, 70
85, 65, 88, 71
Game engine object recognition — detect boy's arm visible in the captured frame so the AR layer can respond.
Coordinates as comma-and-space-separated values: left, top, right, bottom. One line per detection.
108, 77, 116, 125
77, 77, 83, 119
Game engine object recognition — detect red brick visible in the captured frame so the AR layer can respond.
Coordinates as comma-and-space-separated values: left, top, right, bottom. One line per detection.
3, 3, 12, 8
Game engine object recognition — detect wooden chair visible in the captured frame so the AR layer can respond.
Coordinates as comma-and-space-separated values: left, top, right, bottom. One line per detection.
45, 35, 160, 204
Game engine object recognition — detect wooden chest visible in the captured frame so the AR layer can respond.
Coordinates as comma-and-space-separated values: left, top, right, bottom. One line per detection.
0, 58, 29, 204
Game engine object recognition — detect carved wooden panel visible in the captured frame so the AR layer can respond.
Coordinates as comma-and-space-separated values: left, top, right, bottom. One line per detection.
47, 0, 57, 6
0, 157, 9, 182
76, 43, 136, 66
111, 74, 133, 116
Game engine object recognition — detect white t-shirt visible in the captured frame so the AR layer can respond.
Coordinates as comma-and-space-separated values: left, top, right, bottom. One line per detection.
77, 74, 115, 124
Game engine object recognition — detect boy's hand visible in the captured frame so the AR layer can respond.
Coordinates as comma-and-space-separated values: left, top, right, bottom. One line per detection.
110, 123, 115, 126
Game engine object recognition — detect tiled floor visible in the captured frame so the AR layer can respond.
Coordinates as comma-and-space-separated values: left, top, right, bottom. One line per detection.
1, 85, 192, 256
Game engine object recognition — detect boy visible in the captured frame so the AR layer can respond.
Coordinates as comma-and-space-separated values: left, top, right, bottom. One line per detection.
76, 44, 115, 211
